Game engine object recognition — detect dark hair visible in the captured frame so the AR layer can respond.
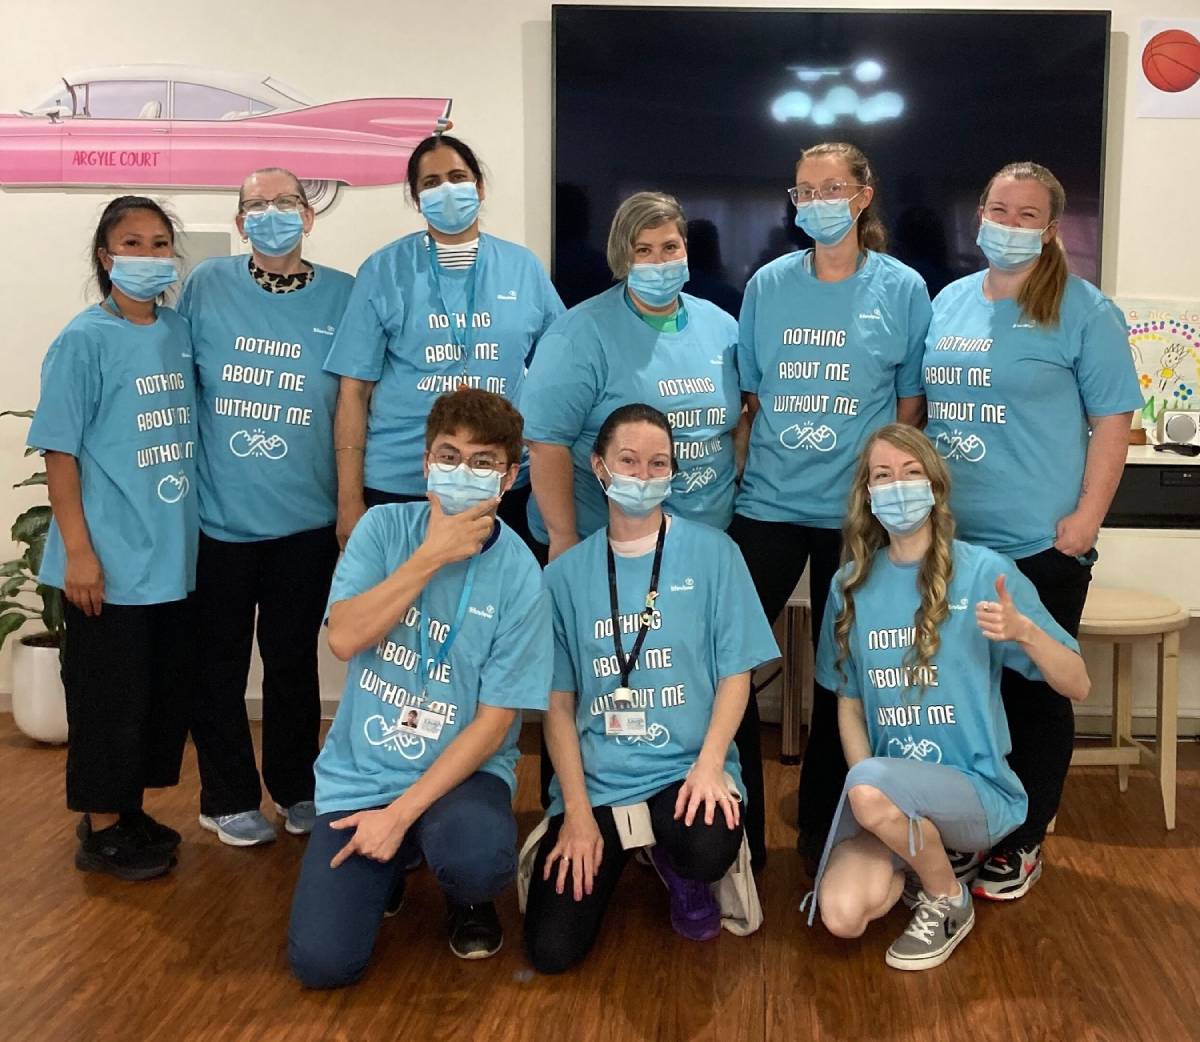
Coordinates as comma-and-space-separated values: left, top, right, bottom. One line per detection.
90, 195, 179, 299
405, 134, 485, 201
592, 403, 678, 473
237, 167, 309, 209
425, 387, 522, 466
797, 142, 888, 253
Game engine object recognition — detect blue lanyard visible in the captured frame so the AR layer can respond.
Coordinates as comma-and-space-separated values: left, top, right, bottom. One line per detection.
417, 554, 479, 692
425, 235, 482, 377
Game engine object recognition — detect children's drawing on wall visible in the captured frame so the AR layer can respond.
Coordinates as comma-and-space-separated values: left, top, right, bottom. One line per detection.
1119, 299, 1200, 428
0, 64, 451, 213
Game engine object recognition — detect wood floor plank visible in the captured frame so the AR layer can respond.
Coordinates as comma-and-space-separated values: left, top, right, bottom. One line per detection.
1, 719, 1197, 1042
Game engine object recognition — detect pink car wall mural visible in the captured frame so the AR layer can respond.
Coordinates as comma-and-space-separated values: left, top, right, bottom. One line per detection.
0, 64, 452, 212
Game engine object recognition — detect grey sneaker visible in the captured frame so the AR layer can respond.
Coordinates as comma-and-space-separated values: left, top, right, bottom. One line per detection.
886, 887, 974, 971
274, 801, 315, 836
198, 810, 277, 847
901, 850, 984, 908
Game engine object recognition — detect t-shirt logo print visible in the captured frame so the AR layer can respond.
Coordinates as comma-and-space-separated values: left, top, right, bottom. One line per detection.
156, 472, 190, 504
364, 714, 427, 760
887, 734, 943, 764
934, 429, 986, 463
616, 722, 671, 748
229, 429, 289, 460
779, 422, 838, 452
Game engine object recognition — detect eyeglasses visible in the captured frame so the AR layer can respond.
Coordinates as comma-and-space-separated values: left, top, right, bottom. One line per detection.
788, 182, 866, 205
240, 194, 306, 215
429, 450, 509, 477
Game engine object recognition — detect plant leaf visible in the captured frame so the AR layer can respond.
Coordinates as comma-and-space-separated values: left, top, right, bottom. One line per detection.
40, 585, 65, 638
12, 472, 47, 488
0, 610, 29, 648
0, 410, 35, 419
11, 505, 51, 546
0, 561, 27, 579
24, 533, 46, 577
0, 575, 27, 595
23, 446, 38, 457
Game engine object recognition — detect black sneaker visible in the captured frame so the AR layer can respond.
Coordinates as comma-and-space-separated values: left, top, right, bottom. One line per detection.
902, 850, 984, 909
446, 900, 503, 960
384, 872, 407, 918
75, 819, 175, 881
77, 812, 181, 855
972, 844, 1043, 901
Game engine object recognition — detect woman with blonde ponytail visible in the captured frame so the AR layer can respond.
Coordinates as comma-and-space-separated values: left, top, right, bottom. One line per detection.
807, 425, 1088, 972
921, 162, 1141, 901
731, 142, 932, 872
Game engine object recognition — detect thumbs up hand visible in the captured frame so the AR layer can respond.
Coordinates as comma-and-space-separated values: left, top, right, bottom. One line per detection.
975, 574, 1033, 644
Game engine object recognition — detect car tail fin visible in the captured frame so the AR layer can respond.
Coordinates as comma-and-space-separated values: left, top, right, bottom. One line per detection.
251, 97, 452, 140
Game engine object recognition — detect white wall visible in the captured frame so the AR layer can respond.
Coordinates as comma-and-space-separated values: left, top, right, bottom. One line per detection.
2, 0, 1198, 709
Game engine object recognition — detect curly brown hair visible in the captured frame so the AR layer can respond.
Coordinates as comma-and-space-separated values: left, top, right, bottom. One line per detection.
425, 387, 523, 466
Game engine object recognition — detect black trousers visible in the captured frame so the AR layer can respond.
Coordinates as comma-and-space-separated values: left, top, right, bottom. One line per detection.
727, 513, 844, 867
524, 779, 743, 974
190, 526, 339, 817
364, 482, 537, 553
63, 597, 194, 814
998, 545, 1093, 852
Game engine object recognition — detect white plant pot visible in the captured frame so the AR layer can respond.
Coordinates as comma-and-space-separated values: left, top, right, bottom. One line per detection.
11, 635, 67, 744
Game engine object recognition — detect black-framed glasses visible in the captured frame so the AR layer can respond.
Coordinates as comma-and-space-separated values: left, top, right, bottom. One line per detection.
240, 194, 306, 215
788, 182, 866, 205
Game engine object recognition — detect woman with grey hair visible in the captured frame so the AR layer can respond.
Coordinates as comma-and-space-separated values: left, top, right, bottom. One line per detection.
522, 191, 742, 566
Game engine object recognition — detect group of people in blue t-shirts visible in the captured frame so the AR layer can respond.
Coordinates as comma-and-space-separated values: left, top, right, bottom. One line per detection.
31, 130, 1141, 979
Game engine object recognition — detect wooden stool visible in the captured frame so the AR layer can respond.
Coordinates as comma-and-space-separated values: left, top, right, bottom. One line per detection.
780, 596, 813, 764
1071, 586, 1189, 830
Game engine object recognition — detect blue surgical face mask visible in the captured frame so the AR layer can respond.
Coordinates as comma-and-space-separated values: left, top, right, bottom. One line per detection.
869, 478, 935, 536
626, 259, 689, 309
976, 217, 1046, 271
793, 197, 859, 246
243, 207, 304, 256
600, 462, 672, 518
419, 182, 481, 236
427, 462, 501, 515
108, 255, 179, 301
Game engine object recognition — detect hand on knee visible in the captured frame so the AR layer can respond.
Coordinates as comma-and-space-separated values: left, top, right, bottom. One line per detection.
847, 784, 902, 837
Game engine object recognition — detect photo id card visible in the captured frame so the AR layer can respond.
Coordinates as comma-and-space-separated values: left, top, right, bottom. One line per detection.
397, 706, 445, 740
604, 710, 646, 737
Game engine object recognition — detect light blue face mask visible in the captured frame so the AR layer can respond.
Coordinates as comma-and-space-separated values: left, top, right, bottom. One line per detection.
108, 255, 179, 301
427, 462, 501, 515
626, 259, 689, 309
793, 197, 860, 247
976, 217, 1046, 271
419, 182, 481, 235
243, 207, 304, 256
869, 478, 935, 536
600, 462, 672, 518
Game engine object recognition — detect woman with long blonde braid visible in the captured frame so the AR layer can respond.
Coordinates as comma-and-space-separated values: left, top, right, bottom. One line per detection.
805, 425, 1088, 971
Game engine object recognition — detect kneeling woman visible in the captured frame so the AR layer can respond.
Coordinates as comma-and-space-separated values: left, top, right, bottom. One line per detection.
810, 424, 1088, 971
524, 404, 779, 974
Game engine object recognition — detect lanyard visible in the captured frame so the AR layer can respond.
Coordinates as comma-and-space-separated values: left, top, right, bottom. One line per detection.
425, 235, 482, 377
606, 515, 667, 688
417, 553, 479, 693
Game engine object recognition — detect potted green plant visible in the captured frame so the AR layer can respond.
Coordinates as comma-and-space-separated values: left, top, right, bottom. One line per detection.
1, 410, 66, 744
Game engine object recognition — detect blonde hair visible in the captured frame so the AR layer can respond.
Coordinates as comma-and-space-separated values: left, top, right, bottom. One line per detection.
979, 161, 1068, 327
833, 424, 956, 698
797, 142, 887, 253
605, 191, 687, 279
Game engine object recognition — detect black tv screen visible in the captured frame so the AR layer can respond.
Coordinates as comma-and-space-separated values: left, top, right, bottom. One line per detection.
552, 5, 1110, 314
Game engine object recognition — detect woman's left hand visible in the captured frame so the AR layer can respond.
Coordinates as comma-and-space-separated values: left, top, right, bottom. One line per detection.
328, 806, 411, 868
675, 761, 741, 829
975, 574, 1032, 644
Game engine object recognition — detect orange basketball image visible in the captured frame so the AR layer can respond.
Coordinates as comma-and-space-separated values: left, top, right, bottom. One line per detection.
1142, 29, 1200, 93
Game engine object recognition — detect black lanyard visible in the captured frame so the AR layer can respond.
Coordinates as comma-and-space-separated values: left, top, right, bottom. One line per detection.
606, 515, 667, 688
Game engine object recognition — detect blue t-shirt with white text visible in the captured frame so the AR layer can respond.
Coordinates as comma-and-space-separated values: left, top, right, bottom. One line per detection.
922, 272, 1143, 558
815, 539, 1079, 842
322, 233, 564, 495
178, 256, 354, 541
543, 516, 780, 815
737, 250, 931, 527
314, 503, 552, 814
30, 306, 198, 605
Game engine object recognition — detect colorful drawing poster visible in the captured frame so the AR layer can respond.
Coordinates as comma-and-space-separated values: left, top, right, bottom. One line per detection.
1117, 298, 1200, 422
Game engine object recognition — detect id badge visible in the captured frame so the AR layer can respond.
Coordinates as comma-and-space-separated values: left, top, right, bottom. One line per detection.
397, 706, 445, 740
604, 710, 646, 737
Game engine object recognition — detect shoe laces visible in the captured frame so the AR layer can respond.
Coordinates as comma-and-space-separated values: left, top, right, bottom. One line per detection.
904, 893, 951, 942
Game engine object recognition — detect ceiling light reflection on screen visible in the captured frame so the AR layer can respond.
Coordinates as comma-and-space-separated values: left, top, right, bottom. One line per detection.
773, 60, 903, 126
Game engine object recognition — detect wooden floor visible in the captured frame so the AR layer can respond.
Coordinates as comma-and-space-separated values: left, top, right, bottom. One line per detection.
2, 717, 1199, 1042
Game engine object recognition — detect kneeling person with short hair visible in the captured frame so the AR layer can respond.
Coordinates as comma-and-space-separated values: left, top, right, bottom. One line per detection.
288, 389, 551, 987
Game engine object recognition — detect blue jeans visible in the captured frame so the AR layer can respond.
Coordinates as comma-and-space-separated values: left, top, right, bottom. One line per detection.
288, 771, 516, 989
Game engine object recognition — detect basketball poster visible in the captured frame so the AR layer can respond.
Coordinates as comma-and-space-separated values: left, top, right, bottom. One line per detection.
1138, 19, 1200, 117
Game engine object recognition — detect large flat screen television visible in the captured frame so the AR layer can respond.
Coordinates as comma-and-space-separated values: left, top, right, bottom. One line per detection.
552, 5, 1110, 314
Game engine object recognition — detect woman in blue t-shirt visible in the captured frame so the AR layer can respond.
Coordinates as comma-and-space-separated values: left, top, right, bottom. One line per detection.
730, 141, 931, 871
324, 133, 564, 551
30, 197, 199, 882
810, 424, 1088, 971
921, 162, 1141, 899
523, 404, 778, 974
179, 167, 354, 848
